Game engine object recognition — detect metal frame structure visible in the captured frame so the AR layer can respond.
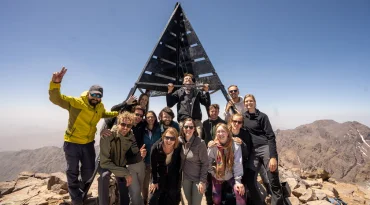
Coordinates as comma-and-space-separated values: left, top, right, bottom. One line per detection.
125, 2, 231, 102
83, 2, 235, 201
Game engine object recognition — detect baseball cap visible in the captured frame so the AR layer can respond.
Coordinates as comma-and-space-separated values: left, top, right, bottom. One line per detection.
89, 85, 103, 97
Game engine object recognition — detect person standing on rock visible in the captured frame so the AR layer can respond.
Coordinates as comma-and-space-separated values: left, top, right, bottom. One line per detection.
48, 67, 118, 205
243, 94, 283, 205
166, 73, 211, 138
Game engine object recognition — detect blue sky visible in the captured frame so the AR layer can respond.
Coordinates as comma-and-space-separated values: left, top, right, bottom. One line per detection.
0, 0, 369, 150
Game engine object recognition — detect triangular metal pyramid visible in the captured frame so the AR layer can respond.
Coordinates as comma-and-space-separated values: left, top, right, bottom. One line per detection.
127, 2, 230, 102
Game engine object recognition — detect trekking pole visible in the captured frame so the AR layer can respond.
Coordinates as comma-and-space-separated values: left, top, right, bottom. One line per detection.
82, 156, 100, 201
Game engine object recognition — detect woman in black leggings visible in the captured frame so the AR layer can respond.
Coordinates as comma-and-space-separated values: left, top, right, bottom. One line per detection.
243, 94, 283, 205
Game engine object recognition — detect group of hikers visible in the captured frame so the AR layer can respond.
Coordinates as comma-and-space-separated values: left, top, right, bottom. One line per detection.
49, 67, 284, 205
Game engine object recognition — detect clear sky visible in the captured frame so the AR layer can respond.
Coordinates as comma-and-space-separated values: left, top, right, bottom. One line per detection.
0, 0, 369, 151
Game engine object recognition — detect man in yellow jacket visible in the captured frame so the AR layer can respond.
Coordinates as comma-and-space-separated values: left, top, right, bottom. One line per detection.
49, 67, 118, 205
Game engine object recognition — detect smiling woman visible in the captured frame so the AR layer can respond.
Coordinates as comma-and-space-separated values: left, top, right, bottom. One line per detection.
207, 123, 246, 205
149, 127, 182, 204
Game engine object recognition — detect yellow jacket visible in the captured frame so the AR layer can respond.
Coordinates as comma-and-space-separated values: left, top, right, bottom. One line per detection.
49, 81, 118, 144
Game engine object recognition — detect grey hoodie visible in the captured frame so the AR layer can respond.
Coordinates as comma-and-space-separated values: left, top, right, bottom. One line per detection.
207, 141, 243, 184
180, 135, 209, 184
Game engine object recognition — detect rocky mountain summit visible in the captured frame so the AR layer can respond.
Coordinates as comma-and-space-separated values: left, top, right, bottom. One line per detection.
276, 120, 370, 184
1, 167, 369, 205
1, 119, 370, 204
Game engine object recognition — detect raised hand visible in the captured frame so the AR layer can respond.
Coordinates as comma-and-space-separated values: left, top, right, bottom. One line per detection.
203, 83, 209, 92
52, 67, 67, 83
168, 83, 174, 93
140, 144, 147, 158
126, 95, 137, 105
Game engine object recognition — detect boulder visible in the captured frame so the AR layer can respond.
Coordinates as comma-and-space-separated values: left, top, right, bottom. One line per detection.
299, 188, 315, 203
34, 173, 51, 179
322, 182, 339, 198
328, 178, 336, 184
313, 188, 335, 198
301, 179, 323, 188
13, 177, 44, 192
19, 171, 35, 177
0, 181, 16, 196
287, 196, 300, 205
48, 172, 68, 191
316, 169, 330, 181
292, 185, 307, 198
286, 178, 298, 190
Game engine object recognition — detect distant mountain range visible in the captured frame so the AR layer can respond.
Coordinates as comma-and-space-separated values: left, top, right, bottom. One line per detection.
276, 120, 370, 184
0, 120, 369, 185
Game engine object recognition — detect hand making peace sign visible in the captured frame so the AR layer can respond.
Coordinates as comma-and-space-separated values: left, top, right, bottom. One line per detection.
52, 66, 67, 83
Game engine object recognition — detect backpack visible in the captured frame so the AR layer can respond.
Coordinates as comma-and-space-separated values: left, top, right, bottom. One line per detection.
327, 197, 348, 205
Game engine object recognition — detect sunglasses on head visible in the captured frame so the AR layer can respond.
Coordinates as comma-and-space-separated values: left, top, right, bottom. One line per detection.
90, 93, 102, 98
232, 120, 243, 125
135, 113, 143, 118
164, 136, 176, 141
184, 125, 194, 130
229, 89, 238, 94
120, 123, 133, 128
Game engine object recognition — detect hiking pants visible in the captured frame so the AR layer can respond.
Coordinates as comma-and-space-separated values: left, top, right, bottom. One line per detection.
127, 160, 145, 205
149, 189, 180, 205
63, 141, 96, 204
142, 163, 151, 204
205, 173, 213, 205
182, 178, 203, 205
98, 168, 130, 205
246, 145, 283, 205
259, 165, 272, 195
211, 177, 246, 205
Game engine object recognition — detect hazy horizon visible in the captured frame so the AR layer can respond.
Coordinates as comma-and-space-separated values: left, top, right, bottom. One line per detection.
1, 0, 369, 151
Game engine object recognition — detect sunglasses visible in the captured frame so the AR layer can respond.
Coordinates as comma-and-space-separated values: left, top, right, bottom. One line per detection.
164, 136, 176, 141
232, 120, 243, 125
229, 90, 238, 94
183, 125, 194, 130
120, 123, 133, 128
90, 93, 102, 98
135, 113, 143, 118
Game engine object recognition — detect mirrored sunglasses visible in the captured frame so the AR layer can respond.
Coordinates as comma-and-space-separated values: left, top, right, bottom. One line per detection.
90, 93, 102, 98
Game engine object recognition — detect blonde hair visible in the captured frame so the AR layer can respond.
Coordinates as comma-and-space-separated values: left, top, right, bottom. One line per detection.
243, 94, 257, 107
162, 127, 180, 148
117, 111, 135, 125
215, 123, 232, 141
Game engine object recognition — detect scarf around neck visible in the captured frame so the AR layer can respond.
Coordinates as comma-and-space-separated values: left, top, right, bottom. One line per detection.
215, 137, 234, 178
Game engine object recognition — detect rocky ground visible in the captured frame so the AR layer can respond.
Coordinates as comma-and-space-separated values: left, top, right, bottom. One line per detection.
1, 167, 369, 205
